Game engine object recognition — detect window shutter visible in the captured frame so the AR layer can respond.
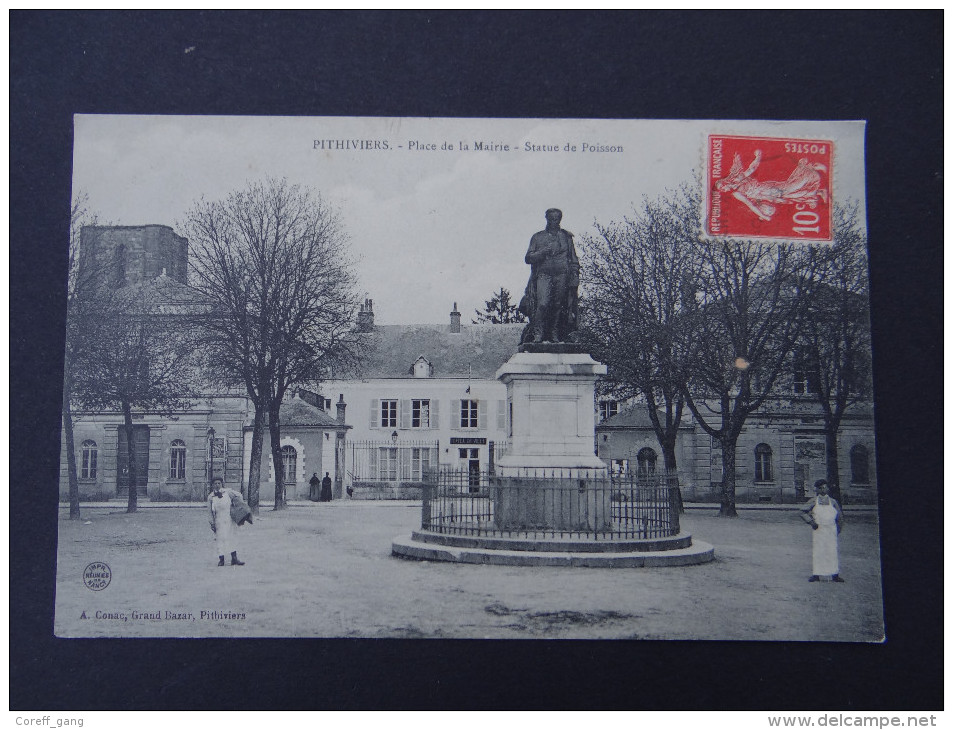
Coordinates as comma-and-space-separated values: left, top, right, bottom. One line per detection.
423, 448, 433, 479
496, 400, 506, 430
431, 399, 439, 429
370, 399, 379, 428
369, 448, 378, 479
451, 400, 460, 430
400, 400, 411, 429
401, 448, 412, 480
478, 400, 487, 429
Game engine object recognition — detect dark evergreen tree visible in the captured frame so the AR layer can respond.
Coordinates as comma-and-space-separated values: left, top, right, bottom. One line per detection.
473, 287, 526, 324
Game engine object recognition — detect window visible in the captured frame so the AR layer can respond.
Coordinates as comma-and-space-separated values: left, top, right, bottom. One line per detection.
381, 400, 398, 428
80, 440, 98, 480
379, 447, 398, 481
281, 445, 297, 483
169, 439, 186, 479
412, 358, 432, 378
599, 400, 619, 422
460, 399, 479, 428
793, 350, 820, 395
636, 447, 657, 477
755, 443, 773, 482
411, 447, 431, 480
412, 399, 430, 428
850, 445, 870, 484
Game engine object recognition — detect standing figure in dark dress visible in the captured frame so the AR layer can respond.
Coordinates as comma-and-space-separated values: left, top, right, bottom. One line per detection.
309, 472, 321, 501
321, 472, 333, 502
518, 208, 580, 345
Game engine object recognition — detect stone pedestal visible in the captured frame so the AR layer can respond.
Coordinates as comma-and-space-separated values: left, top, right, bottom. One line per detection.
491, 475, 613, 532
494, 352, 608, 475
493, 352, 608, 530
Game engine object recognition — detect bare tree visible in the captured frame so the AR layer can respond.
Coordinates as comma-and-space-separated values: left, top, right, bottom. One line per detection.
580, 187, 701, 484
62, 194, 104, 519
71, 279, 200, 513
682, 239, 820, 516
798, 203, 873, 500
185, 178, 364, 512
472, 287, 526, 324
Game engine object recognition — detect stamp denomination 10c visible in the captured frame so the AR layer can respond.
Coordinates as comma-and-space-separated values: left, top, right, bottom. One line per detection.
706, 134, 833, 242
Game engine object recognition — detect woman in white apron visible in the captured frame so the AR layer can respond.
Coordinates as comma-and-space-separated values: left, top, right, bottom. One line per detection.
801, 479, 844, 582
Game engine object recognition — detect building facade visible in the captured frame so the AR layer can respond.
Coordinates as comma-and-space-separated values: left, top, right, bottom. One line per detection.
61, 392, 342, 503
595, 400, 877, 504
320, 302, 521, 498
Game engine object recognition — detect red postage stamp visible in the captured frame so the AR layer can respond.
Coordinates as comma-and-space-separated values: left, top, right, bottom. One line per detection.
705, 134, 833, 242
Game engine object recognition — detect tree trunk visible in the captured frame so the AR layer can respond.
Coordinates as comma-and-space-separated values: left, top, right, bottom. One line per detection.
719, 435, 739, 517
660, 436, 683, 513
268, 402, 286, 510
62, 385, 81, 520
661, 437, 678, 473
824, 427, 843, 505
122, 401, 138, 513
246, 405, 265, 515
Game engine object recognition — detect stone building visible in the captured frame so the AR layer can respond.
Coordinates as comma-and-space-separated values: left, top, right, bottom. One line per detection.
81, 225, 188, 288
61, 392, 342, 503
320, 301, 521, 499
59, 225, 342, 503
595, 400, 877, 504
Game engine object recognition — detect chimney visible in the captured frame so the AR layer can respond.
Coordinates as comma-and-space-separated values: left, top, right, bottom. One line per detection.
450, 302, 461, 334
356, 298, 375, 332
336, 393, 347, 425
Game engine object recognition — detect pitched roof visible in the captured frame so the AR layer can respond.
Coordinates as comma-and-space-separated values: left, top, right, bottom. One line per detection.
280, 397, 340, 427
598, 399, 874, 431
122, 273, 217, 312
351, 323, 523, 379
597, 405, 664, 430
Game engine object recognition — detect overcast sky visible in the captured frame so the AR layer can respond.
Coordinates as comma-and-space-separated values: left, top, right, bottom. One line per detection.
72, 116, 867, 325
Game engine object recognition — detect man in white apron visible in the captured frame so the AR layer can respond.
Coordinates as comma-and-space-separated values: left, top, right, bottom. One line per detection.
801, 479, 844, 582
208, 477, 248, 566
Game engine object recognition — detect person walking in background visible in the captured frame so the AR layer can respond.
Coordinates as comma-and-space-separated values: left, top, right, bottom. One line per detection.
801, 479, 844, 582
321, 472, 333, 502
207, 477, 252, 566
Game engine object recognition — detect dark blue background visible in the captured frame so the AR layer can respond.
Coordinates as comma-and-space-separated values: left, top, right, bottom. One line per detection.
10, 11, 942, 710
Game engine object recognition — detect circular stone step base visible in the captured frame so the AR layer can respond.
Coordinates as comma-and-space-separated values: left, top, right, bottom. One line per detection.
409, 529, 694, 553
391, 535, 714, 568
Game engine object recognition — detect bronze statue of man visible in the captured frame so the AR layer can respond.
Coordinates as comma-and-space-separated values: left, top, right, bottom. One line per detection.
518, 208, 580, 345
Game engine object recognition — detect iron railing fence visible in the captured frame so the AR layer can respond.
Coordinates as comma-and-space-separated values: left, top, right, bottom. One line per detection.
422, 469, 681, 540
348, 440, 440, 484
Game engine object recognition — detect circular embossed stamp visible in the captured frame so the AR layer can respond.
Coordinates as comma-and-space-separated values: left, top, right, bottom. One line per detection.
83, 561, 112, 591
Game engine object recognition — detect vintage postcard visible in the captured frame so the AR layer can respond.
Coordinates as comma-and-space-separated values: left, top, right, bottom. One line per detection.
55, 116, 881, 640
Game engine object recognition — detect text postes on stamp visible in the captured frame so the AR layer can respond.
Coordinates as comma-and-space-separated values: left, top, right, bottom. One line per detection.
706, 135, 833, 242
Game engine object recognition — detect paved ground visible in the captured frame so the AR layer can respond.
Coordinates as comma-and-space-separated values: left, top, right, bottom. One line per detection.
54, 500, 884, 641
